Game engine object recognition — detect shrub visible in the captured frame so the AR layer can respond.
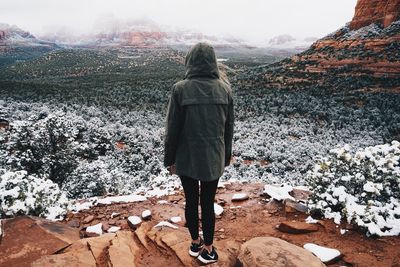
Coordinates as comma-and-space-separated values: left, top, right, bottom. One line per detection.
0, 170, 68, 220
307, 141, 400, 236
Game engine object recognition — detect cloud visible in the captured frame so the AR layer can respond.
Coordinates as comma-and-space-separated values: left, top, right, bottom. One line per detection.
0, 0, 357, 42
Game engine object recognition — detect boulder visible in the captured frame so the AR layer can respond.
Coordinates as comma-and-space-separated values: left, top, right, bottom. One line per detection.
0, 216, 80, 267
277, 221, 319, 234
236, 237, 325, 267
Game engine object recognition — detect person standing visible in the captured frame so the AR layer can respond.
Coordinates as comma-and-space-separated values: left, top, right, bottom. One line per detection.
164, 42, 234, 264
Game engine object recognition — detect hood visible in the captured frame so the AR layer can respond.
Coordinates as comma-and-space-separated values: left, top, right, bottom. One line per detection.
184, 42, 219, 79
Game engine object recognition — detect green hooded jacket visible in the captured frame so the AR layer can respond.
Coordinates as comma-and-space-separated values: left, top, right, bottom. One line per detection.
164, 43, 234, 181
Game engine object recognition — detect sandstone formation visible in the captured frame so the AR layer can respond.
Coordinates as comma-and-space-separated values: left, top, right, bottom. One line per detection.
236, 237, 325, 267
0, 216, 80, 267
350, 0, 400, 30
238, 0, 400, 91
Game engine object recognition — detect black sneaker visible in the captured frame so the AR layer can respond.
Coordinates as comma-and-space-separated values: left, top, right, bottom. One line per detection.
198, 246, 218, 264
189, 239, 204, 257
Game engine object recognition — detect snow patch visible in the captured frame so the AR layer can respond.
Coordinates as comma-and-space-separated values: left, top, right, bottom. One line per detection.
263, 184, 294, 201
303, 243, 341, 263
214, 203, 224, 216
86, 223, 103, 235
153, 221, 178, 229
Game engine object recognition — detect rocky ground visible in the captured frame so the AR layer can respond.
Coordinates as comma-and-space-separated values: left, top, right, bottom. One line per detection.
1, 182, 399, 267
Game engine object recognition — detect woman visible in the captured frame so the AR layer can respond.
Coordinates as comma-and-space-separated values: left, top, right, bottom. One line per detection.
164, 42, 234, 264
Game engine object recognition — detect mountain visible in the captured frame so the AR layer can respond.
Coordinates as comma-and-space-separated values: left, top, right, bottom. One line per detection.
0, 23, 58, 66
267, 34, 317, 52
237, 0, 400, 91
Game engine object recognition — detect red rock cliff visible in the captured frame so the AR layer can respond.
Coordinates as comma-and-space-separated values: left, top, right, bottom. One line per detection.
350, 0, 400, 30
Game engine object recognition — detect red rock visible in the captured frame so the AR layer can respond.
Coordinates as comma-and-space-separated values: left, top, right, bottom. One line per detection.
83, 215, 95, 224
277, 221, 319, 234
237, 237, 325, 267
102, 222, 110, 232
66, 219, 80, 228
0, 216, 80, 267
350, 0, 400, 30
284, 199, 308, 213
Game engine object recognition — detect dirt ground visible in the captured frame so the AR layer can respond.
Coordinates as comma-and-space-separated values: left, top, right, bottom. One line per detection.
60, 182, 400, 267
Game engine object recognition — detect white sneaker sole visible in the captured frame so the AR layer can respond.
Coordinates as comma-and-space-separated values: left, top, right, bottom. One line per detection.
198, 255, 217, 264
189, 250, 200, 257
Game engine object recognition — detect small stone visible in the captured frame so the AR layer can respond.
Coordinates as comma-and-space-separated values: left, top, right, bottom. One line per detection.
157, 200, 168, 204
153, 221, 178, 229
170, 216, 182, 224
220, 234, 226, 239
86, 223, 103, 237
217, 198, 227, 206
66, 219, 80, 228
214, 203, 224, 216
231, 193, 249, 202
284, 199, 308, 213
219, 228, 225, 232
83, 215, 95, 224
110, 212, 120, 218
107, 226, 121, 233
277, 221, 319, 234
127, 216, 142, 229
116, 220, 129, 229
168, 195, 183, 203
102, 222, 110, 232
303, 243, 342, 263
108, 219, 117, 225
141, 210, 152, 220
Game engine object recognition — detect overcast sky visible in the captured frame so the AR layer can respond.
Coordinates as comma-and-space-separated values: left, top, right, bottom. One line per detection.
0, 0, 357, 43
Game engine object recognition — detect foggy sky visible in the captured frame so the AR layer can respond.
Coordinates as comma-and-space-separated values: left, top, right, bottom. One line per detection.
0, 0, 357, 43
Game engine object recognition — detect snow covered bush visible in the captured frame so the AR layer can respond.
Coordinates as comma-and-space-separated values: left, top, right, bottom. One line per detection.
307, 141, 400, 236
0, 170, 69, 220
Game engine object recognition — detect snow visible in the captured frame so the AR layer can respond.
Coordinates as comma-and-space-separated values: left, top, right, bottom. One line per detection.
303, 243, 341, 263
263, 184, 295, 201
214, 203, 224, 216
170, 216, 182, 223
107, 226, 121, 233
141, 210, 151, 219
97, 195, 146, 205
363, 181, 383, 194
157, 200, 168, 204
305, 216, 319, 224
340, 229, 348, 235
153, 221, 179, 229
128, 216, 142, 226
111, 212, 120, 218
86, 223, 103, 235
71, 201, 95, 212
232, 193, 249, 201
307, 141, 400, 236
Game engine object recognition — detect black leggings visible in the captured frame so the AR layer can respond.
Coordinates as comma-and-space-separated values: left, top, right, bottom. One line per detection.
179, 176, 219, 246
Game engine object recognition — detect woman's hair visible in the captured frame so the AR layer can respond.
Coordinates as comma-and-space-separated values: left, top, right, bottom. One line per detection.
218, 63, 230, 86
